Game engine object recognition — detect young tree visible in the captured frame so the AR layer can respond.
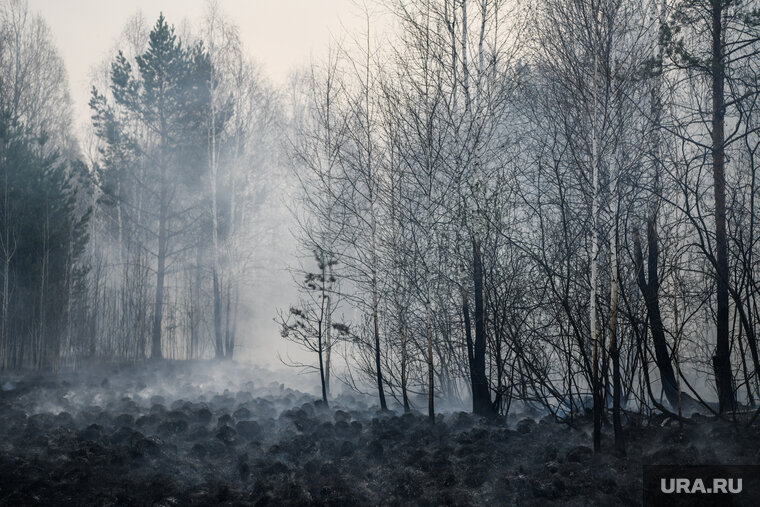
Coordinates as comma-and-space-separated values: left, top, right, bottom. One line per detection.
278, 250, 344, 405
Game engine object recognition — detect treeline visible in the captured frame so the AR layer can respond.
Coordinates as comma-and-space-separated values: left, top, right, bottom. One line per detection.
284, 0, 760, 451
0, 0, 89, 370
0, 0, 281, 369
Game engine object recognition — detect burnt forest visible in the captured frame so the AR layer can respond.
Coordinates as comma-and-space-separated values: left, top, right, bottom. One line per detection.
2, 0, 760, 505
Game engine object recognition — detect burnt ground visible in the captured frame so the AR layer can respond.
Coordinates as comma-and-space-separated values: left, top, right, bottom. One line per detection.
0, 361, 758, 506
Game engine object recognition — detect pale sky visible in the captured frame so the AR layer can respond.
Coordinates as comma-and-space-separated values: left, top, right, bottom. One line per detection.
27, 0, 376, 135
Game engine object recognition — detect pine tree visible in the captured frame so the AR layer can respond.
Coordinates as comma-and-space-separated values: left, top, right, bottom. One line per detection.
661, 0, 760, 413
91, 14, 217, 360
0, 111, 90, 370
278, 249, 342, 405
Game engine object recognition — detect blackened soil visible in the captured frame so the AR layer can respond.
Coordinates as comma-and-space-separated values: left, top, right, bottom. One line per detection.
0, 361, 758, 506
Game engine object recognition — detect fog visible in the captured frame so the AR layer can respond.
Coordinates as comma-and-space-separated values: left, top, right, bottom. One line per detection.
2, 0, 760, 503
26, 0, 381, 368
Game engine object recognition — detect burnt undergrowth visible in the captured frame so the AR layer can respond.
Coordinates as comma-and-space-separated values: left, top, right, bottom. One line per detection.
0, 361, 758, 506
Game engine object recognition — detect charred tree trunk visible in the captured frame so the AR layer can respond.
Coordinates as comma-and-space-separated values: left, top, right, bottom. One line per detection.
590, 5, 601, 452
472, 235, 494, 418
321, 250, 332, 395
711, 0, 736, 413
426, 299, 434, 423
318, 321, 328, 406
462, 270, 474, 377
372, 275, 387, 411
400, 311, 410, 412
633, 219, 679, 407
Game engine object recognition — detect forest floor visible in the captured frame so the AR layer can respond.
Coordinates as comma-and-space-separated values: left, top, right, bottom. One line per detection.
0, 360, 758, 506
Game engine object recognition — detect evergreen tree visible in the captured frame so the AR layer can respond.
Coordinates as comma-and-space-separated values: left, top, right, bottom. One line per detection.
0, 111, 90, 370
660, 0, 760, 413
278, 249, 343, 405
91, 14, 217, 360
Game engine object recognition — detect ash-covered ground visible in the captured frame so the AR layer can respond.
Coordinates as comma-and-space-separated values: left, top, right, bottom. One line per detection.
0, 361, 758, 506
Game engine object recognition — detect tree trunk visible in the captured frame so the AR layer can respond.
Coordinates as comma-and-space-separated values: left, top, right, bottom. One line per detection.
191, 244, 202, 359
609, 205, 622, 451
711, 0, 735, 413
472, 235, 494, 418
210, 88, 224, 360
462, 268, 475, 389
151, 183, 167, 361
590, 1, 602, 452
633, 220, 680, 407
224, 282, 233, 359
318, 320, 328, 406
426, 298, 434, 423
323, 253, 332, 396
610, 94, 624, 454
400, 311, 410, 412
231, 284, 239, 357
38, 212, 49, 370
213, 272, 223, 358
372, 276, 387, 410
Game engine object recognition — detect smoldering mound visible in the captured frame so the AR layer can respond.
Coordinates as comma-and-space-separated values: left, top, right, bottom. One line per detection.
0, 360, 758, 506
